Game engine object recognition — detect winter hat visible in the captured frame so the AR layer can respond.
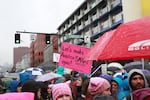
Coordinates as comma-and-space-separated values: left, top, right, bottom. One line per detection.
100, 74, 113, 82
49, 81, 72, 100
88, 77, 110, 95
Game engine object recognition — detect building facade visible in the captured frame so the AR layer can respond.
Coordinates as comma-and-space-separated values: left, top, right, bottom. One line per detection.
30, 41, 35, 67
30, 34, 47, 67
57, 0, 147, 50
57, 0, 150, 69
13, 47, 30, 68
44, 35, 59, 63
30, 34, 58, 68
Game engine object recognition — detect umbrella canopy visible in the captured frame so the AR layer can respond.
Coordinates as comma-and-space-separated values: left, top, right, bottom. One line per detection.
107, 62, 124, 73
35, 72, 62, 82
124, 61, 150, 72
21, 67, 45, 76
86, 16, 150, 61
85, 30, 116, 60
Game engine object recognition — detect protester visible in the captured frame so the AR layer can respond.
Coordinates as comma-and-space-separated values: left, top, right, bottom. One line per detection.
122, 75, 131, 99
62, 74, 71, 83
100, 74, 113, 83
16, 82, 22, 92
123, 69, 149, 100
9, 79, 21, 92
74, 73, 88, 100
21, 80, 43, 100
47, 85, 52, 100
111, 77, 126, 100
49, 81, 73, 100
128, 69, 148, 91
132, 87, 150, 100
0, 85, 6, 94
88, 77, 112, 100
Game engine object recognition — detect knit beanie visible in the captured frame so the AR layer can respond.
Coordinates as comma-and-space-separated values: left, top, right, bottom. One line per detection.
100, 74, 113, 82
49, 81, 72, 100
88, 77, 110, 95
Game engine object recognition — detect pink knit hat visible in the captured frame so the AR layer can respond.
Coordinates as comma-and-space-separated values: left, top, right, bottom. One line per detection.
88, 77, 110, 95
49, 81, 72, 100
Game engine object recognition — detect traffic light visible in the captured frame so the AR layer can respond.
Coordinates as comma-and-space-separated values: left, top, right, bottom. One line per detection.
15, 34, 20, 44
45, 34, 50, 44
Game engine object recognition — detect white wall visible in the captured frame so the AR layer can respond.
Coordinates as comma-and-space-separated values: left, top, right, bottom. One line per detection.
122, 0, 142, 22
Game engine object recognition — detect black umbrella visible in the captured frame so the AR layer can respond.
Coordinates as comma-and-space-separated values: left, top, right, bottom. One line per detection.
124, 61, 150, 72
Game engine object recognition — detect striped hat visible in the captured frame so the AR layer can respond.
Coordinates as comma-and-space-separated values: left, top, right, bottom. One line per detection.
50, 81, 72, 100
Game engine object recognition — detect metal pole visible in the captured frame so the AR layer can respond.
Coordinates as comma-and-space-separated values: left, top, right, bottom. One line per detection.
90, 65, 102, 77
16, 31, 58, 35
141, 58, 145, 69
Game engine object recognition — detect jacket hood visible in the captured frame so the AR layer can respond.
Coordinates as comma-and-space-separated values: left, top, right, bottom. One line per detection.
112, 77, 123, 88
128, 69, 148, 91
55, 66, 64, 75
19, 72, 30, 84
10, 80, 19, 92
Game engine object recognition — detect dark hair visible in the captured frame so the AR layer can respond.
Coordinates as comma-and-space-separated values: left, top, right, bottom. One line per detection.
81, 78, 90, 96
21, 80, 41, 100
63, 74, 71, 81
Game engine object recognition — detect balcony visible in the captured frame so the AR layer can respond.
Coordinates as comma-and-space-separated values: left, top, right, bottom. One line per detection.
112, 12, 123, 23
111, 0, 121, 8
92, 25, 100, 34
101, 6, 108, 15
92, 12, 98, 21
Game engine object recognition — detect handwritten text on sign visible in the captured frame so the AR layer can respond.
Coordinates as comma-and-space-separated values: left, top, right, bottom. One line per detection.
58, 42, 92, 74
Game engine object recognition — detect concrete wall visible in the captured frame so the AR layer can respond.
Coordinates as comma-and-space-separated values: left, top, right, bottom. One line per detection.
122, 0, 142, 22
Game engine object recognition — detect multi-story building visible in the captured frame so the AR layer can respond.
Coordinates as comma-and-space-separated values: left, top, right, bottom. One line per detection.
30, 34, 58, 69
13, 47, 30, 69
57, 0, 148, 49
30, 41, 35, 67
44, 35, 59, 63
30, 34, 46, 67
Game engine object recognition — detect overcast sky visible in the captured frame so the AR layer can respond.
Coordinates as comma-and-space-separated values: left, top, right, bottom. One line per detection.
0, 0, 84, 66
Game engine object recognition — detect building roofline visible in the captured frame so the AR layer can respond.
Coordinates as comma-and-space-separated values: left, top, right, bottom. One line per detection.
57, 0, 87, 30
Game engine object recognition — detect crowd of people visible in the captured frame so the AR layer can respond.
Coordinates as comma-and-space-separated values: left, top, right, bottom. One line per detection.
0, 62, 150, 100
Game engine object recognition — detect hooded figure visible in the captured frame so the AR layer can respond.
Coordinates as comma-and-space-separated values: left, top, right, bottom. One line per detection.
128, 69, 148, 92
111, 77, 127, 100
123, 69, 149, 100
55, 66, 64, 75
9, 80, 20, 92
19, 72, 30, 85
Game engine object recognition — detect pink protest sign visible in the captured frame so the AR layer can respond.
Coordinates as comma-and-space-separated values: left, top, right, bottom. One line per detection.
0, 92, 34, 100
58, 42, 92, 74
